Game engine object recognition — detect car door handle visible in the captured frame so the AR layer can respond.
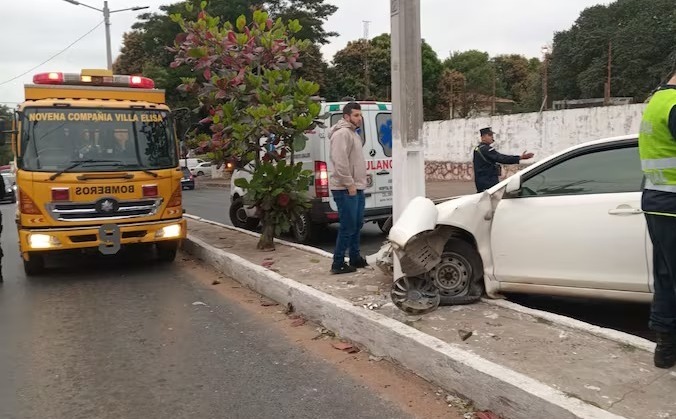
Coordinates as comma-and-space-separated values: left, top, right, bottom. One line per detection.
376, 171, 390, 176
608, 207, 643, 215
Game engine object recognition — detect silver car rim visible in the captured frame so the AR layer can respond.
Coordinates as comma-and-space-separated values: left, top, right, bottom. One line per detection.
391, 276, 440, 314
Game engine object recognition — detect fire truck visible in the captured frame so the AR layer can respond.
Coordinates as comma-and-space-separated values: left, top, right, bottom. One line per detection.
0, 69, 186, 275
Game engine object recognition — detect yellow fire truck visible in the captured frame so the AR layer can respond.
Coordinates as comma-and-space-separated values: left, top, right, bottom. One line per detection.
0, 69, 187, 275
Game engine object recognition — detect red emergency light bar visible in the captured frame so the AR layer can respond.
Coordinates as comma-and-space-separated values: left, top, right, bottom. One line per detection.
32, 72, 155, 89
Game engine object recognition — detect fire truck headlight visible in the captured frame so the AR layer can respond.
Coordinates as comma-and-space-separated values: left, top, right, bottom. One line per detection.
156, 224, 182, 239
29, 234, 61, 249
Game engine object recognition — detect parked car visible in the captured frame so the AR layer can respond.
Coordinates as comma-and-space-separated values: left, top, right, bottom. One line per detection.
191, 162, 212, 176
180, 167, 195, 190
180, 158, 205, 173
382, 135, 651, 314
0, 173, 16, 203
230, 101, 394, 243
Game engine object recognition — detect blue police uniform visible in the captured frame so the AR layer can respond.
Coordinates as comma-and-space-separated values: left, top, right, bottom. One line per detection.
472, 130, 521, 192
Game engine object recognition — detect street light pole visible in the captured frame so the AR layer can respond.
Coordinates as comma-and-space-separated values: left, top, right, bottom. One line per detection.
62, 0, 149, 70
103, 1, 113, 70
391, 0, 425, 279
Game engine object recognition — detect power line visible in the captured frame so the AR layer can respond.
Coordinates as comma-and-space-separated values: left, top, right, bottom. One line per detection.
0, 20, 104, 87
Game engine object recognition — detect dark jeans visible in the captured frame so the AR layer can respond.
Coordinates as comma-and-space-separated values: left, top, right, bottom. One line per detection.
646, 213, 676, 334
332, 190, 365, 268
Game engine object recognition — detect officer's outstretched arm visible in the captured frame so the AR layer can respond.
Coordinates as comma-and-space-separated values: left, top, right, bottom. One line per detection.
484, 147, 521, 165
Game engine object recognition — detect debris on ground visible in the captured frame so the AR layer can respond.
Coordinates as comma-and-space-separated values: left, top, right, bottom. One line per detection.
362, 303, 380, 310
283, 303, 294, 314
368, 355, 383, 362
331, 341, 360, 354
365, 285, 380, 293
260, 299, 279, 307
458, 329, 473, 341
291, 318, 306, 327
212, 279, 222, 285
261, 258, 275, 269
475, 411, 502, 419
312, 327, 336, 340
192, 301, 208, 307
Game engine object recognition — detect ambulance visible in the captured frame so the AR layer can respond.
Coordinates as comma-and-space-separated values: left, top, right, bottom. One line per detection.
0, 69, 186, 275
230, 101, 393, 243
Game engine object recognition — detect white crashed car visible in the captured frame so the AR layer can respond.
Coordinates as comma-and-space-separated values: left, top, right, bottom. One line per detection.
381, 135, 652, 314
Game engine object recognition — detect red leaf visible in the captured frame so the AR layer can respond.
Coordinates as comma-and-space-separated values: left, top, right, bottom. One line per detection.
291, 318, 306, 327
203, 68, 211, 80
476, 412, 501, 419
331, 342, 354, 351
227, 31, 237, 43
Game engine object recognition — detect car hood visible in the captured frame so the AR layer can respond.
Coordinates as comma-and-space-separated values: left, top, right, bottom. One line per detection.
388, 189, 503, 249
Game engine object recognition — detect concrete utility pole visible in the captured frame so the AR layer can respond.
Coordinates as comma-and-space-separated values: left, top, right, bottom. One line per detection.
391, 0, 425, 278
63, 0, 149, 70
363, 20, 372, 99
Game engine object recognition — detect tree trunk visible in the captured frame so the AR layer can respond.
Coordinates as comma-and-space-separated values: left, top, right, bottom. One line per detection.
257, 221, 276, 251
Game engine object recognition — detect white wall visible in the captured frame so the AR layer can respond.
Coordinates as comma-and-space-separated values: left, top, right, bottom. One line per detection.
423, 104, 646, 163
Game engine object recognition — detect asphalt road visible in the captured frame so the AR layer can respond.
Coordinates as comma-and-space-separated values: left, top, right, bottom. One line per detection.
0, 205, 430, 419
182, 187, 387, 256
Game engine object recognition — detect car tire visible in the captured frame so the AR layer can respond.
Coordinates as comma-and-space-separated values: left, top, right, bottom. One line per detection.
23, 253, 45, 276
189, 185, 195, 190
292, 212, 320, 244
197, 171, 204, 176
229, 197, 259, 230
157, 241, 179, 263
432, 238, 484, 306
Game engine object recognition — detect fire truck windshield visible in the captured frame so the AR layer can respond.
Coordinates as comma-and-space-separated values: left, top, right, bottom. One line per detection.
19, 108, 178, 172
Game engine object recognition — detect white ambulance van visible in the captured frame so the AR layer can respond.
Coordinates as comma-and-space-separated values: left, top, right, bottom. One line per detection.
230, 101, 394, 243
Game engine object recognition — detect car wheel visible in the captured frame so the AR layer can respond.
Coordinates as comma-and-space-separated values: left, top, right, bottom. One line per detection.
430, 238, 484, 306
378, 217, 392, 234
229, 197, 259, 230
157, 241, 179, 263
197, 171, 204, 176
23, 253, 45, 276
189, 185, 195, 190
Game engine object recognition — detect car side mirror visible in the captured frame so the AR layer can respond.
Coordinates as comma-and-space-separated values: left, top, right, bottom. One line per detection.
505, 176, 521, 194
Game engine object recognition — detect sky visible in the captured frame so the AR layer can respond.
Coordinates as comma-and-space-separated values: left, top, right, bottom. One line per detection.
0, 0, 613, 106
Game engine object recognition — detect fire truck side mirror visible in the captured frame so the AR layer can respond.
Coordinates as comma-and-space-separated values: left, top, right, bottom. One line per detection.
0, 118, 9, 146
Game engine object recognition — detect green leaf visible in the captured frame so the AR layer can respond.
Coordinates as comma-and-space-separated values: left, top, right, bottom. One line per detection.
200, 1, 207, 10
288, 19, 302, 33
185, 3, 193, 12
292, 133, 308, 152
188, 47, 207, 58
234, 178, 250, 189
236, 15, 247, 32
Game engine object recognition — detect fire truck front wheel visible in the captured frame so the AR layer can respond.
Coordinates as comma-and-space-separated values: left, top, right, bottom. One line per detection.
156, 241, 179, 263
23, 253, 45, 276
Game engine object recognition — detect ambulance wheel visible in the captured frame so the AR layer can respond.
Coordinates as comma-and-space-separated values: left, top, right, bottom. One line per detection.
292, 212, 320, 244
157, 241, 179, 263
23, 253, 45, 276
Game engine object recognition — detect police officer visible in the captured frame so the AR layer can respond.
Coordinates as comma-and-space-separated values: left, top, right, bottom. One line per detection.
639, 70, 676, 369
472, 127, 533, 192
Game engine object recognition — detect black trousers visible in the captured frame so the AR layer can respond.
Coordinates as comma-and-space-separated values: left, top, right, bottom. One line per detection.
646, 213, 676, 334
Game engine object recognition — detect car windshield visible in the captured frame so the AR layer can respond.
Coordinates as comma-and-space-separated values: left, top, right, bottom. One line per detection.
19, 108, 178, 172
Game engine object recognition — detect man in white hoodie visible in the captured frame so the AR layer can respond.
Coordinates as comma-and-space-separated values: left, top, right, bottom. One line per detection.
329, 102, 368, 274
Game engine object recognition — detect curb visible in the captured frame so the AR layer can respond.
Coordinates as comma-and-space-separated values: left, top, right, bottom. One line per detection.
183, 234, 626, 419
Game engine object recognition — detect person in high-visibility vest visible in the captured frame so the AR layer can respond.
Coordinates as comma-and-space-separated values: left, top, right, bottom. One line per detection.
639, 70, 676, 369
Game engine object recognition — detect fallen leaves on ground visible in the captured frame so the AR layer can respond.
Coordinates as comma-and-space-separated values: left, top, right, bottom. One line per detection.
331, 341, 360, 353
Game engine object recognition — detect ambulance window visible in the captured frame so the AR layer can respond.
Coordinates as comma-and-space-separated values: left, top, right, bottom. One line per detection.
329, 113, 366, 147
375, 113, 392, 157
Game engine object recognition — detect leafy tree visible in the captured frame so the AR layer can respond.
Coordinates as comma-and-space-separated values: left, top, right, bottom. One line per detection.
325, 34, 444, 120
549, 0, 676, 102
0, 105, 14, 165
171, 5, 321, 250
115, 0, 336, 110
